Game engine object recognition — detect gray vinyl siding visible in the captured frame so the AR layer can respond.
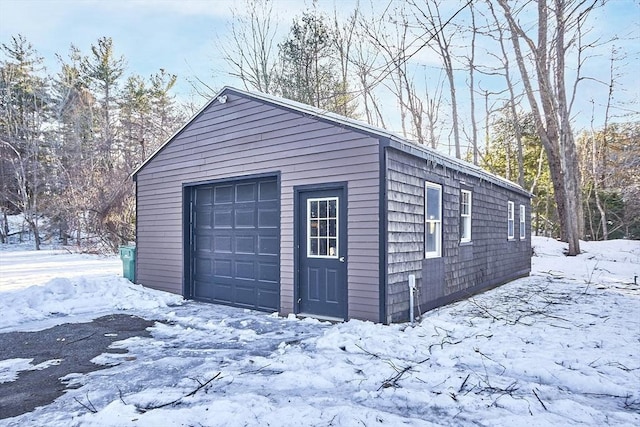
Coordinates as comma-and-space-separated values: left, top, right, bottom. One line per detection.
385, 148, 531, 322
135, 93, 380, 321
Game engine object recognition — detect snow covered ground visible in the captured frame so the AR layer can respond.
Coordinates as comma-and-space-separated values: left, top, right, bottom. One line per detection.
0, 245, 121, 293
0, 237, 639, 426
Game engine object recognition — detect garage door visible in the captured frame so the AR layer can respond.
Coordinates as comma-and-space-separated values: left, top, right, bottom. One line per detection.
190, 177, 279, 311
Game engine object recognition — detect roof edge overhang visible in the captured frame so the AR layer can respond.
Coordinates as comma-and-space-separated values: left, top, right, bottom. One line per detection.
131, 86, 532, 198
386, 140, 532, 198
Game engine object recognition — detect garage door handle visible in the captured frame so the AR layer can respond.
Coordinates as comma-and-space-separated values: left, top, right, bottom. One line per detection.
339, 257, 345, 263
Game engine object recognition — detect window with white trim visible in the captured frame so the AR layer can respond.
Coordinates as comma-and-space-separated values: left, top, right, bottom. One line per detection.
307, 197, 338, 258
519, 204, 526, 239
425, 182, 442, 258
460, 189, 472, 243
507, 201, 515, 239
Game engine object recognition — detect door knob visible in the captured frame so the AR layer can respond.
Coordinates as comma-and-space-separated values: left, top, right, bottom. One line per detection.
339, 257, 345, 262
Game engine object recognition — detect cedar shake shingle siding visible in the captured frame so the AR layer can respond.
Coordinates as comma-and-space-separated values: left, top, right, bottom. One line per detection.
134, 87, 531, 323
385, 147, 531, 322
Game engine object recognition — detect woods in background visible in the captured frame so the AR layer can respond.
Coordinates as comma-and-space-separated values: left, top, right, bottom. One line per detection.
1, 0, 638, 252
221, 0, 638, 252
0, 36, 184, 250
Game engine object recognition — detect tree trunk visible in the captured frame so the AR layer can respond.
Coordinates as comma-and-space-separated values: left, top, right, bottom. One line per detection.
592, 134, 608, 240
468, 3, 478, 164
498, 0, 584, 255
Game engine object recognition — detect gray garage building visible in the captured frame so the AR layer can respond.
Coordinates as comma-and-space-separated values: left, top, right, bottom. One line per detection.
132, 86, 531, 323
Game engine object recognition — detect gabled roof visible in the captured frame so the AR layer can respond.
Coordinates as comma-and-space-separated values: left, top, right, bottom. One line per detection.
133, 86, 530, 197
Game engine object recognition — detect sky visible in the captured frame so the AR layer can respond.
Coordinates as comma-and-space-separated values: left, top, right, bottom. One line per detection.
0, 0, 343, 104
0, 0, 638, 137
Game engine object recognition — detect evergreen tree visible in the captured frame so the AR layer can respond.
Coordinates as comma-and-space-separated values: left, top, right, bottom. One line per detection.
276, 12, 356, 116
482, 111, 557, 237
578, 122, 640, 240
50, 45, 96, 246
0, 35, 52, 249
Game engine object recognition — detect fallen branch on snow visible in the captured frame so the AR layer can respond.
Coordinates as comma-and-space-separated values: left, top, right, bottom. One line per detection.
532, 388, 547, 410
136, 372, 222, 412
74, 394, 97, 413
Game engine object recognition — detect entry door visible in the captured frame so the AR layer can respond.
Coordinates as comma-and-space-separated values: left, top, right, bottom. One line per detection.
298, 187, 347, 319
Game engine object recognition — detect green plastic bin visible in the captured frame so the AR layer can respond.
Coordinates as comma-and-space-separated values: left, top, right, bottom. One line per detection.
119, 245, 136, 282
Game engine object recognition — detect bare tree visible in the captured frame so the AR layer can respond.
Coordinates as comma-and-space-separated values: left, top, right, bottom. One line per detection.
349, 26, 386, 127
361, 3, 427, 143
222, 0, 279, 94
581, 46, 622, 240
485, 1, 525, 186
331, 5, 360, 117
496, 0, 601, 255
409, 0, 465, 158
466, 2, 479, 164
423, 71, 445, 149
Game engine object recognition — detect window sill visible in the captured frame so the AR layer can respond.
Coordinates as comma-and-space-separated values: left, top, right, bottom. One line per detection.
460, 240, 473, 246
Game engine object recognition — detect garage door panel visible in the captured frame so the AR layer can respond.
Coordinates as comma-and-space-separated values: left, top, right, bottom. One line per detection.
236, 235, 256, 254
191, 177, 279, 312
235, 209, 256, 227
236, 183, 256, 202
195, 208, 213, 228
213, 259, 232, 277
193, 280, 213, 299
235, 261, 255, 280
194, 257, 212, 275
214, 185, 233, 204
236, 286, 257, 306
194, 234, 212, 252
213, 210, 233, 228
258, 208, 278, 228
212, 282, 233, 302
259, 180, 278, 201
213, 235, 232, 253
259, 263, 279, 282
196, 187, 213, 205
258, 236, 278, 255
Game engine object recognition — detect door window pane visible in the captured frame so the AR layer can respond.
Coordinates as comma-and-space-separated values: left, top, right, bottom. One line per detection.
319, 200, 327, 218
307, 197, 339, 258
319, 219, 327, 237
319, 239, 327, 256
329, 199, 337, 217
328, 239, 337, 256
329, 219, 336, 237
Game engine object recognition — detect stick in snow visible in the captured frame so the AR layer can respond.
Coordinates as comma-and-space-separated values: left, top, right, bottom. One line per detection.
532, 388, 547, 411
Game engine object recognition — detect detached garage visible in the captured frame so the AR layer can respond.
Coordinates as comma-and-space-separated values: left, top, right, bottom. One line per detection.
133, 86, 531, 323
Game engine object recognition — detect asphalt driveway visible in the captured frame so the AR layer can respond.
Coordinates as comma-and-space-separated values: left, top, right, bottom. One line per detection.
0, 314, 156, 419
